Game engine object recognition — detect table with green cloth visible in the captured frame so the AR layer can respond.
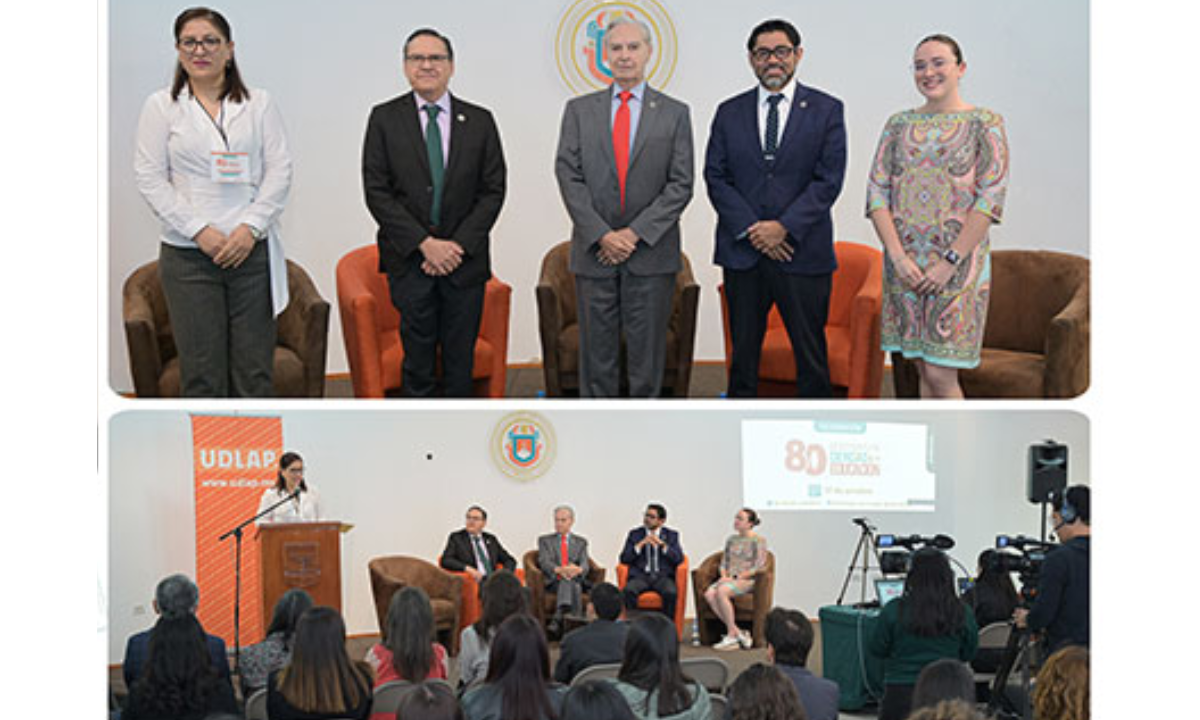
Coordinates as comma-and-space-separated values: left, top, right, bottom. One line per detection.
819, 604, 886, 711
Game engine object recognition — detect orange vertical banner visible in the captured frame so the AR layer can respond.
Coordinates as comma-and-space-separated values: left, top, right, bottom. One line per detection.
191, 414, 282, 647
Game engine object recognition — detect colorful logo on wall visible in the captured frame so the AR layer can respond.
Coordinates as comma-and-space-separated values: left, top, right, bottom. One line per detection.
491, 412, 556, 481
555, 0, 679, 95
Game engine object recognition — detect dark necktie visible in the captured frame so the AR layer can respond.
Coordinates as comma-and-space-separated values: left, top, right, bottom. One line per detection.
472, 535, 491, 574
424, 104, 444, 225
613, 90, 632, 210
764, 94, 783, 159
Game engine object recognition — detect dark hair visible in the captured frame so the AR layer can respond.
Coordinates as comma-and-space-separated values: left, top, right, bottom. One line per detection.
264, 589, 314, 645
764, 607, 813, 667
1032, 645, 1089, 720
384, 586, 436, 682
561, 680, 637, 720
467, 505, 488, 520
916, 33, 964, 65
968, 550, 1019, 626
912, 659, 976, 710
589, 582, 623, 622
275, 451, 308, 493
646, 503, 667, 521
747, 19, 801, 52
277, 607, 371, 714
170, 7, 249, 102
473, 570, 528, 643
154, 573, 199, 618
741, 507, 761, 527
727, 662, 807, 720
618, 614, 696, 717
405, 27, 455, 60
1052, 486, 1091, 525
901, 548, 966, 637
396, 680, 464, 720
483, 614, 559, 720
126, 614, 221, 718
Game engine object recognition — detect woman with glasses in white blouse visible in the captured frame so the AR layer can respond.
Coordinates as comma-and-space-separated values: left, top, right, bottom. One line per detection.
257, 451, 321, 524
135, 6, 292, 397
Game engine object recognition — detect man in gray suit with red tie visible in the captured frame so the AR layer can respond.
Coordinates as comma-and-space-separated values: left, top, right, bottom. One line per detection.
537, 505, 591, 637
705, 18, 847, 398
555, 17, 694, 398
363, 28, 506, 397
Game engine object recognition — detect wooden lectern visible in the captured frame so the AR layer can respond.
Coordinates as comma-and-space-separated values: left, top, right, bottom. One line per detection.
258, 522, 343, 618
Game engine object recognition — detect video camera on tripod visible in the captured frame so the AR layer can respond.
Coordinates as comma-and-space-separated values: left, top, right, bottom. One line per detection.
874, 533, 956, 575
989, 535, 1057, 604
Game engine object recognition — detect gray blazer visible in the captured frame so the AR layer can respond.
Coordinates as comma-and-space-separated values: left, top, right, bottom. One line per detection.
537, 532, 590, 584
555, 85, 694, 278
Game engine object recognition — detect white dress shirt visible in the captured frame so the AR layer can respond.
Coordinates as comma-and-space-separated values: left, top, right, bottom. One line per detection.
256, 486, 320, 524
134, 86, 293, 314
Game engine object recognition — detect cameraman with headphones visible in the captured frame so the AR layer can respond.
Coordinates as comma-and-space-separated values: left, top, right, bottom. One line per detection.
1014, 485, 1091, 652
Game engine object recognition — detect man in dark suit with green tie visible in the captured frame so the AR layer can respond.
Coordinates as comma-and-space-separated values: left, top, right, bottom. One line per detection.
363, 28, 507, 397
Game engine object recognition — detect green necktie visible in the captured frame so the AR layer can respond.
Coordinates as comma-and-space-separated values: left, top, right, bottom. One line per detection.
424, 103, 444, 226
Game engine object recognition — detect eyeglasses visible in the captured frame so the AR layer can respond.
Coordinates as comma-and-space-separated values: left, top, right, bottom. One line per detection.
752, 45, 796, 63
177, 37, 225, 54
406, 54, 451, 65
913, 57, 956, 73
466, 514, 485, 522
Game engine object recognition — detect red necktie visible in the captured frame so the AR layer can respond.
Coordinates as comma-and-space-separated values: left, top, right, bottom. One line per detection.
560, 534, 569, 565
613, 91, 632, 210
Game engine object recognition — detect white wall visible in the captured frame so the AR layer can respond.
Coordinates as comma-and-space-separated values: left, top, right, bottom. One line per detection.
108, 408, 1088, 663
107, 0, 1089, 393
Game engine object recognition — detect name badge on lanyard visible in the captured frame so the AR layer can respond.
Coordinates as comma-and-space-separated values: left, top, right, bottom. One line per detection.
211, 151, 251, 184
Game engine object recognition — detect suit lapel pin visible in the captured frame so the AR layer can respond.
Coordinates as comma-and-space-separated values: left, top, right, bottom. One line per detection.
800, 100, 808, 109
457, 114, 466, 122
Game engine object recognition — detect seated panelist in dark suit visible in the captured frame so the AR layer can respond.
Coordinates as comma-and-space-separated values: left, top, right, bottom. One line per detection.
362, 27, 506, 398
705, 18, 848, 398
123, 573, 230, 687
554, 583, 629, 683
439, 505, 517, 582
619, 503, 684, 620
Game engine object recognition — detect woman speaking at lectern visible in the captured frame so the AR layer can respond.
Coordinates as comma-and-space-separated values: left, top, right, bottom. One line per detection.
257, 451, 321, 524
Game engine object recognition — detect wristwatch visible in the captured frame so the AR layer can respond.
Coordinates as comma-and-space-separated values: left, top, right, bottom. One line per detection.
943, 248, 962, 266
248, 224, 266, 241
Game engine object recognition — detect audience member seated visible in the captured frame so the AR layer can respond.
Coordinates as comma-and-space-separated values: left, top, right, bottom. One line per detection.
123, 573, 230, 687
555, 582, 630, 683
1031, 645, 1088, 720
267, 606, 373, 720
367, 586, 450, 719
459, 570, 529, 690
461, 614, 567, 720
868, 549, 978, 720
561, 680, 638, 720
904, 699, 988, 720
910, 659, 976, 712
239, 588, 313, 695
440, 505, 519, 582
727, 662, 808, 720
122, 613, 239, 720
397, 681, 466, 720
764, 607, 838, 720
961, 550, 1019, 675
611, 614, 712, 720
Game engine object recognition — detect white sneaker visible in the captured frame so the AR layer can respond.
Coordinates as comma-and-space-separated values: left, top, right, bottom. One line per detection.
738, 630, 753, 649
713, 634, 741, 651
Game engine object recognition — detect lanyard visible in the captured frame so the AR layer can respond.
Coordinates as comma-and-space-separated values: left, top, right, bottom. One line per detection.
195, 95, 229, 150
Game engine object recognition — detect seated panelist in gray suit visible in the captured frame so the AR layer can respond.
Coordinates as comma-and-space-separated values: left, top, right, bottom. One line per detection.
554, 16, 694, 398
537, 505, 591, 632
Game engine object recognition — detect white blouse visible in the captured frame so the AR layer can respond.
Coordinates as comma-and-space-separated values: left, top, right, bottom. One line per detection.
134, 85, 293, 314
256, 486, 321, 524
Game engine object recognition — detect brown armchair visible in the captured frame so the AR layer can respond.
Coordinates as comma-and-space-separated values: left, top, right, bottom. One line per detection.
368, 556, 463, 655
690, 550, 776, 648
122, 259, 330, 397
535, 241, 699, 397
717, 242, 884, 398
521, 549, 606, 629
891, 249, 1090, 398
335, 244, 512, 398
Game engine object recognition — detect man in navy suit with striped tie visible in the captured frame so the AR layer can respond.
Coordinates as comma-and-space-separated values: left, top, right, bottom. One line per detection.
705, 19, 847, 398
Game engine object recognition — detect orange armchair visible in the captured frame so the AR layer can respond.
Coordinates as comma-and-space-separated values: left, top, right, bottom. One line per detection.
335, 244, 512, 398
717, 241, 884, 398
616, 555, 689, 637
439, 559, 525, 632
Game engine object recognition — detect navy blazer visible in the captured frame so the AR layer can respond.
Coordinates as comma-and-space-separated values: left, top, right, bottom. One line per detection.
705, 82, 847, 275
619, 526, 684, 581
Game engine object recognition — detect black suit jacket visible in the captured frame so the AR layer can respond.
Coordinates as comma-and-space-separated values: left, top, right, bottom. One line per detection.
439, 529, 516, 574
553, 619, 629, 683
362, 92, 506, 287
123, 627, 230, 687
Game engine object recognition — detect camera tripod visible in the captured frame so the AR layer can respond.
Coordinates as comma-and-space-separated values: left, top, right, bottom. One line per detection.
988, 620, 1043, 720
836, 518, 885, 606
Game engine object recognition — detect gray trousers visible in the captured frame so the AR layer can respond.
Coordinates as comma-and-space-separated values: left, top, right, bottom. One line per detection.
575, 271, 675, 398
158, 242, 276, 397
547, 577, 585, 616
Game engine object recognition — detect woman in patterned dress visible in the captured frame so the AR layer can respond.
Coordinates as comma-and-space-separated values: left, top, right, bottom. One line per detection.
866, 34, 1009, 398
703, 508, 768, 651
